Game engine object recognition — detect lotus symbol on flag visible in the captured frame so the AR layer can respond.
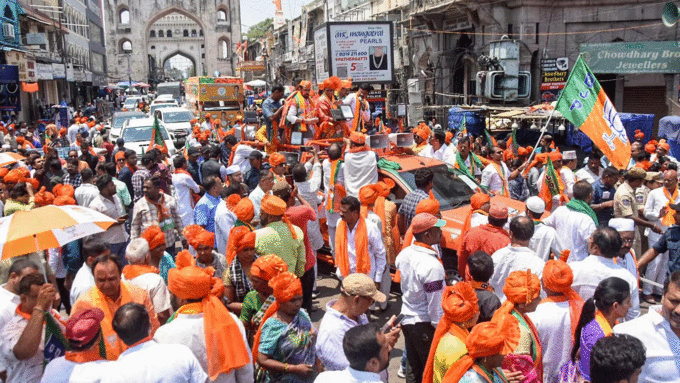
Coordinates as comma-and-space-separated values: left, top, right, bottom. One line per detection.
601, 99, 628, 150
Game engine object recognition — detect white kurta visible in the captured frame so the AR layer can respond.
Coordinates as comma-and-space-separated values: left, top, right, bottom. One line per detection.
419, 144, 454, 164
489, 245, 545, 302
481, 162, 509, 195
231, 145, 255, 175
296, 162, 324, 251
614, 306, 680, 383
643, 187, 680, 295
574, 167, 601, 185
570, 255, 640, 321
342, 150, 378, 198
214, 201, 237, 255
527, 300, 573, 383
322, 159, 345, 228
248, 186, 266, 219
172, 172, 200, 227
560, 167, 576, 198
122, 273, 172, 314
154, 312, 254, 383
70, 265, 94, 306
542, 206, 597, 263
41, 357, 108, 383
100, 341, 207, 383
529, 223, 566, 262
395, 244, 446, 326
335, 218, 386, 283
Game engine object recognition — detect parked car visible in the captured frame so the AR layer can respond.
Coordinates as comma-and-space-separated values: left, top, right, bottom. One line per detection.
109, 111, 147, 140
120, 117, 176, 158
153, 107, 194, 147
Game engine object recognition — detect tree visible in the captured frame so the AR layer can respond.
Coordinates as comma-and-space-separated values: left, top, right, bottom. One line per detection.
247, 18, 273, 40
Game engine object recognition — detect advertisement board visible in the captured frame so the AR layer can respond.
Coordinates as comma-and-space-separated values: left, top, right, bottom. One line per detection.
314, 27, 329, 82
0, 65, 20, 112
317, 22, 394, 84
540, 57, 569, 102
580, 41, 680, 74
36, 63, 53, 80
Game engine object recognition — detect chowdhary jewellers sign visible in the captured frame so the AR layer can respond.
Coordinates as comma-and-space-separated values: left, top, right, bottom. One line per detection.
580, 41, 680, 74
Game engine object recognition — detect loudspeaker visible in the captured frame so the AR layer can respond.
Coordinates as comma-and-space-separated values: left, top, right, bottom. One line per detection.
368, 134, 389, 149
663, 2, 679, 27
388, 133, 414, 148
280, 152, 300, 165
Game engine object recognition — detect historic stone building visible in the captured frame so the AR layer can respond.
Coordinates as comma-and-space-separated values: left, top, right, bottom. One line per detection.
103, 0, 241, 85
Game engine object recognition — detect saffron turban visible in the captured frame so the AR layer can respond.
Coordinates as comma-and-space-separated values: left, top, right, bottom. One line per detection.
251, 254, 288, 281
645, 143, 656, 154
4, 169, 24, 184
378, 179, 395, 198
359, 184, 381, 206
349, 131, 366, 145
168, 250, 250, 379
518, 147, 528, 156
341, 78, 352, 89
503, 269, 541, 305
549, 151, 563, 162
270, 271, 302, 302
54, 195, 76, 206
299, 81, 312, 90
260, 195, 287, 216
115, 151, 126, 161
225, 194, 241, 210
26, 178, 39, 190
141, 225, 165, 250
183, 224, 215, 249
233, 197, 254, 223
413, 124, 431, 141
442, 282, 480, 323
16, 137, 25, 145
445, 131, 454, 145
416, 197, 440, 215
0, 167, 8, 179
269, 152, 286, 166
470, 193, 490, 210
53, 184, 75, 198
543, 257, 584, 339
226, 226, 256, 264
660, 142, 671, 152
634, 129, 645, 139
34, 187, 54, 207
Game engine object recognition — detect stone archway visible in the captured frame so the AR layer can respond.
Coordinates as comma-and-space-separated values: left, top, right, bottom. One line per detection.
162, 50, 197, 79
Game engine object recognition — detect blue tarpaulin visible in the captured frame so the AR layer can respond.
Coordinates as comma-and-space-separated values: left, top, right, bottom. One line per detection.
448, 107, 485, 136
659, 116, 680, 160
566, 113, 654, 153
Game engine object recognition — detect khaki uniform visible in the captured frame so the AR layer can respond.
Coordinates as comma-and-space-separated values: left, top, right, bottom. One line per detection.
614, 182, 642, 256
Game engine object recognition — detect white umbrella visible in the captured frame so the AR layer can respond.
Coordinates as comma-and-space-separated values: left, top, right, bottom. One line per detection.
0, 152, 24, 167
0, 205, 116, 259
245, 80, 267, 87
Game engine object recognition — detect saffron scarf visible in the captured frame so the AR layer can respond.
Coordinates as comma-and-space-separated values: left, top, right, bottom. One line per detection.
91, 282, 133, 360
566, 198, 598, 225
594, 309, 613, 336
335, 216, 370, 277
491, 162, 510, 197
228, 143, 240, 167
351, 93, 368, 132
469, 280, 494, 292
64, 348, 104, 363
540, 294, 584, 342
325, 159, 344, 213
122, 264, 159, 280
470, 365, 509, 383
662, 187, 678, 226
146, 194, 170, 223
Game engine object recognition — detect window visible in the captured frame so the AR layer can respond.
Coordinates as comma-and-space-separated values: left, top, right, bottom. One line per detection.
158, 30, 164, 38
183, 29, 188, 37
217, 10, 227, 22
121, 39, 132, 53
4, 5, 13, 19
89, 22, 103, 45
149, 30, 155, 38
199, 30, 203, 37
166, 29, 172, 37
218, 38, 229, 59
150, 45, 155, 49
119, 9, 129, 24
191, 29, 196, 37
91, 52, 104, 72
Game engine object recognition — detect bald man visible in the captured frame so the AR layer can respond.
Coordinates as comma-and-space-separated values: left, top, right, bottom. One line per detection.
642, 169, 680, 301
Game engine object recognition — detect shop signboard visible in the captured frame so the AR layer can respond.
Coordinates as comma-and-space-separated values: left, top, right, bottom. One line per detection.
540, 57, 569, 102
580, 41, 680, 74
314, 26, 329, 82
5, 51, 28, 82
0, 65, 21, 111
315, 22, 394, 84
36, 63, 53, 80
25, 60, 36, 82
52, 63, 65, 79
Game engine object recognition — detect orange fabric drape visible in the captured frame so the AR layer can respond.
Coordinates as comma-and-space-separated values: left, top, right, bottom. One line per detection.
335, 217, 370, 277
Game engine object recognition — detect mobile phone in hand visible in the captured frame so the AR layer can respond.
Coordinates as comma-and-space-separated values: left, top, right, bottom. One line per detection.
381, 314, 405, 332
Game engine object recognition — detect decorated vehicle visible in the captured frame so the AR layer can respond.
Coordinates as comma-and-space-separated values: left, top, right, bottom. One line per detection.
184, 76, 244, 126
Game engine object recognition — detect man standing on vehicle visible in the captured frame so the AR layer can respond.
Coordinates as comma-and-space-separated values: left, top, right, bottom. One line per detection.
262, 84, 285, 142
282, 80, 318, 141
343, 83, 372, 133
200, 114, 212, 133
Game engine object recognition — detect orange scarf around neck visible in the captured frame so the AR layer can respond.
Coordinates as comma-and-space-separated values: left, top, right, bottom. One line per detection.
64, 348, 103, 363
122, 264, 159, 280
662, 187, 678, 226
91, 283, 133, 360
335, 216, 370, 277
491, 162, 509, 197
146, 194, 170, 223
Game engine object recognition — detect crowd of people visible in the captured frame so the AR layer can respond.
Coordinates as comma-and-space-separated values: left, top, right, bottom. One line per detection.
0, 78, 677, 383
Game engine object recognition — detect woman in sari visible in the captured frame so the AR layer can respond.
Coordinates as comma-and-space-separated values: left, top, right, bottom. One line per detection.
559, 276, 631, 383
253, 271, 317, 383
442, 318, 519, 383
491, 270, 543, 382
224, 228, 257, 315
240, 254, 288, 342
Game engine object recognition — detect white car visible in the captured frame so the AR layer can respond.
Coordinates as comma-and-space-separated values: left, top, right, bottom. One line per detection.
153, 107, 194, 146
120, 117, 176, 158
122, 96, 149, 111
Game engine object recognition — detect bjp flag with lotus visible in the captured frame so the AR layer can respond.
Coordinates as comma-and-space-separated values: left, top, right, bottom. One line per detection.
556, 56, 631, 169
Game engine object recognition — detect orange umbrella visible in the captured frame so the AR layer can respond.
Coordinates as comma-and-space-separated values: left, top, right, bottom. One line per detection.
0, 205, 116, 259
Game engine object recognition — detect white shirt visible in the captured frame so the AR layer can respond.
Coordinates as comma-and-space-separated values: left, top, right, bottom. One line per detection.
88, 194, 129, 244
490, 245, 545, 301
336, 218, 386, 282
529, 222, 566, 262
171, 172, 200, 227
122, 273, 172, 314
70, 265, 94, 306
1, 313, 44, 382
574, 167, 601, 185
316, 300, 369, 371
470, 212, 488, 229
248, 186, 266, 219
0, 286, 19, 332
560, 167, 576, 198
419, 144, 454, 164
343, 150, 378, 198
75, 183, 100, 208
614, 306, 680, 383
322, 159, 345, 228
542, 205, 597, 263
214, 201, 237, 255
67, 124, 79, 144
41, 357, 108, 383
570, 255, 640, 321
100, 340, 207, 383
527, 301, 573, 383
643, 187, 680, 241
231, 145, 255, 175
154, 312, 253, 383
201, 121, 211, 132
481, 162, 509, 194
342, 93, 370, 126
314, 367, 382, 383
395, 244, 445, 326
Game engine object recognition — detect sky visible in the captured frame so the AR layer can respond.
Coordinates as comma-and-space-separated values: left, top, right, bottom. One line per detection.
240, 0, 307, 33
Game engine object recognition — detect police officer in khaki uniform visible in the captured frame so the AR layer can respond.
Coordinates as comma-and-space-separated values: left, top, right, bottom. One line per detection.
614, 167, 662, 257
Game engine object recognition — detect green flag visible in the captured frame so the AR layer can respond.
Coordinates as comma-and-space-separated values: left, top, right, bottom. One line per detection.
148, 115, 168, 153
512, 126, 519, 156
